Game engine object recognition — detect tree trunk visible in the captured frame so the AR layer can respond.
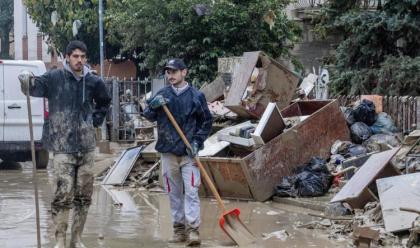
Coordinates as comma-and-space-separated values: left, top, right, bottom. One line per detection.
0, 32, 10, 59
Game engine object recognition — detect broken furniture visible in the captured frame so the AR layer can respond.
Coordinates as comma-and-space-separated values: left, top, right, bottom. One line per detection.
102, 145, 144, 185
251, 102, 285, 146
224, 51, 300, 118
330, 148, 401, 209
352, 226, 380, 248
376, 172, 420, 232
199, 100, 350, 201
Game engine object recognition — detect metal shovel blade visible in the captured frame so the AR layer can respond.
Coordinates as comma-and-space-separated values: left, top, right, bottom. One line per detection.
219, 208, 256, 247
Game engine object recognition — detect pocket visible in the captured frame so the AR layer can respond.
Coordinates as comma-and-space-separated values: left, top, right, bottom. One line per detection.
190, 165, 201, 188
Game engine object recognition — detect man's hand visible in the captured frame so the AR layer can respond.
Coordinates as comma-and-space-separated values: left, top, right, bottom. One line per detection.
186, 141, 200, 158
18, 70, 34, 95
149, 95, 168, 109
92, 111, 106, 127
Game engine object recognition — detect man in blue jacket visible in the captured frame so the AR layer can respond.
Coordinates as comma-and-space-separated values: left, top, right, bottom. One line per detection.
143, 58, 213, 246
18, 40, 110, 248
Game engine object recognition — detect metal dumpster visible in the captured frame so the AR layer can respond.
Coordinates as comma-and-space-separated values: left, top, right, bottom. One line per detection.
199, 99, 351, 201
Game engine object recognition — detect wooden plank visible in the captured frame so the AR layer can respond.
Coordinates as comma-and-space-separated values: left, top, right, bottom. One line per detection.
330, 148, 400, 208
111, 79, 120, 141
417, 97, 420, 130
398, 96, 404, 132
199, 75, 226, 102
410, 96, 415, 130
225, 51, 261, 107
361, 95, 383, 113
377, 173, 420, 232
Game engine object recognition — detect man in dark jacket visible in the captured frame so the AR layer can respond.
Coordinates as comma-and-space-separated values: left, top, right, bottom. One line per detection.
18, 40, 110, 248
143, 58, 212, 246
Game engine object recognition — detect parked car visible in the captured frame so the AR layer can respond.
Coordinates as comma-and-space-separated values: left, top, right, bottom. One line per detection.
0, 60, 49, 168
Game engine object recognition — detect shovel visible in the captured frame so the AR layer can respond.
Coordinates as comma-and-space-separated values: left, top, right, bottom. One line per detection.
162, 105, 256, 247
25, 86, 42, 248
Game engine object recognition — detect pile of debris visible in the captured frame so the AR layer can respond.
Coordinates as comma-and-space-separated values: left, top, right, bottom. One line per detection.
99, 145, 162, 191
98, 50, 419, 247
294, 128, 420, 247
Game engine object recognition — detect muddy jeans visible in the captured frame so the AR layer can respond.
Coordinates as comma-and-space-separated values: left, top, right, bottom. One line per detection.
51, 151, 95, 216
161, 153, 201, 230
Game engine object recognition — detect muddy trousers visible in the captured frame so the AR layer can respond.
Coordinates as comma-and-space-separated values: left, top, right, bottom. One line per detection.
161, 153, 201, 231
51, 151, 95, 246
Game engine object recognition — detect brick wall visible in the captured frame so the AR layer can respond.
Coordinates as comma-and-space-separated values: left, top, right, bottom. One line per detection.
22, 35, 28, 60
92, 60, 137, 79
36, 34, 42, 60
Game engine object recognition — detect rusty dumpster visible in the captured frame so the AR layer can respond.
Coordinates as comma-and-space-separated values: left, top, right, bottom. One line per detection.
199, 99, 351, 201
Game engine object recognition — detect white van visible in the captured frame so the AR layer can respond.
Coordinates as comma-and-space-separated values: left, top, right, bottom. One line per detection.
0, 60, 49, 168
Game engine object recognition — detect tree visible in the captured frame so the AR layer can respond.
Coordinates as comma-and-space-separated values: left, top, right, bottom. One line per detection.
0, 0, 13, 59
107, 0, 302, 86
315, 0, 420, 96
24, 0, 121, 64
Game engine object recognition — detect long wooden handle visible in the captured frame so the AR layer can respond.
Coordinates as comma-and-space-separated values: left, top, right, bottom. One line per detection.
162, 105, 226, 213
400, 207, 420, 215
26, 93, 41, 248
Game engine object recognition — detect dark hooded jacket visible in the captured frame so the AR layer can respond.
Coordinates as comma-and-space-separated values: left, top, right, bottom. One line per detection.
143, 85, 212, 156
29, 63, 111, 153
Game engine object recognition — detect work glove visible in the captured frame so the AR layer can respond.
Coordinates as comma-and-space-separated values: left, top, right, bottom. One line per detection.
186, 141, 200, 158
18, 70, 35, 95
92, 111, 106, 127
149, 95, 168, 109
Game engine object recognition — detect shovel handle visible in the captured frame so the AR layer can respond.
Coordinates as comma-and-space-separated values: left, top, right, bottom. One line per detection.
25, 92, 42, 248
162, 105, 226, 213
400, 207, 420, 215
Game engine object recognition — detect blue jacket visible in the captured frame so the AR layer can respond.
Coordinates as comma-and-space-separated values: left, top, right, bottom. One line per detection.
143, 85, 213, 156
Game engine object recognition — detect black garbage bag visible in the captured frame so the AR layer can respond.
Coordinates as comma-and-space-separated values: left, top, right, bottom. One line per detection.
340, 107, 356, 126
363, 134, 400, 152
275, 177, 297, 197
370, 112, 397, 134
350, 122, 372, 144
353, 99, 377, 125
275, 157, 332, 197
346, 144, 367, 157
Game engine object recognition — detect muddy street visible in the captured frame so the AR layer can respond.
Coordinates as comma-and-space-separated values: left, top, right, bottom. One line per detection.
0, 161, 346, 248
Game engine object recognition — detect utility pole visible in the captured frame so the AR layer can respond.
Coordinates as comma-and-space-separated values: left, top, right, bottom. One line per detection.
99, 0, 107, 141
99, 0, 104, 78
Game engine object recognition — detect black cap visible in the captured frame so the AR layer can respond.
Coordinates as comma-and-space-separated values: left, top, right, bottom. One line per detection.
164, 58, 187, 70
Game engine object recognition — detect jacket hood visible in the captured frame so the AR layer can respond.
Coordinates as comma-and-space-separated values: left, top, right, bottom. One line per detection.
63, 61, 90, 81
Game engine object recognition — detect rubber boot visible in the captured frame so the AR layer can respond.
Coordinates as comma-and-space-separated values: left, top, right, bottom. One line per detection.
53, 209, 70, 248
69, 206, 88, 248
186, 226, 201, 247
168, 222, 187, 243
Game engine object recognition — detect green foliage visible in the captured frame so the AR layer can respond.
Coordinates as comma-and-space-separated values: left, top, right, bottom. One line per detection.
329, 56, 420, 95
0, 0, 13, 59
316, 0, 420, 96
107, 0, 301, 86
24, 0, 121, 64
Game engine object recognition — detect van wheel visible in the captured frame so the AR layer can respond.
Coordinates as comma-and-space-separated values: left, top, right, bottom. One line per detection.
35, 149, 49, 169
